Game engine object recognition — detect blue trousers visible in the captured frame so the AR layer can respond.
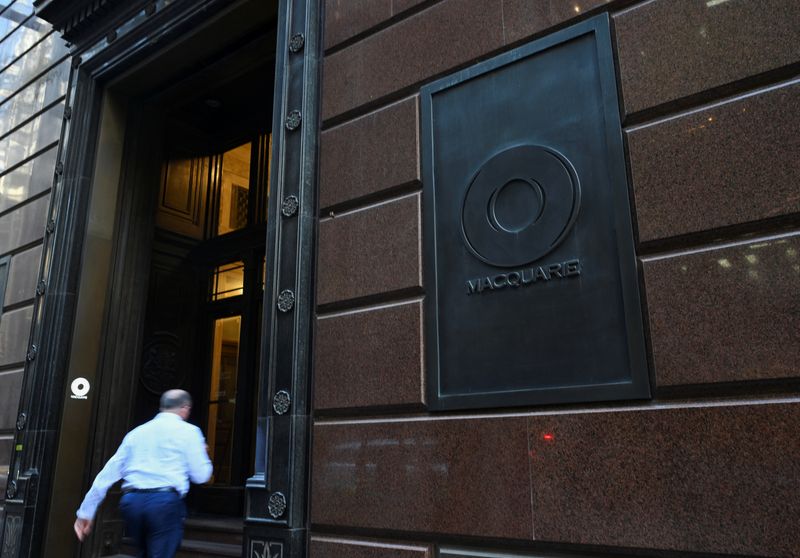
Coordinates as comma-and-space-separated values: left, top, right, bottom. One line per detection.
119, 491, 185, 558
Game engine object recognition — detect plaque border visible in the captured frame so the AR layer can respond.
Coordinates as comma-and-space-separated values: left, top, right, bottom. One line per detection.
420, 14, 651, 410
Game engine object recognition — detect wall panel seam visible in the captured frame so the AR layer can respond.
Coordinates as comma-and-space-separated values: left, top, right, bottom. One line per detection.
320, 179, 421, 216
0, 237, 45, 261
2, 298, 35, 314
0, 188, 51, 221
316, 295, 423, 319
641, 230, 800, 262
319, 94, 418, 133
0, 29, 55, 77
0, 0, 17, 18
0, 12, 33, 47
0, 54, 69, 110
0, 0, 29, 23
620, 61, 800, 127
313, 396, 800, 425
0, 141, 58, 179
316, 286, 424, 316
625, 74, 800, 133
323, 0, 445, 56
637, 215, 800, 257
319, 190, 419, 222
0, 95, 65, 140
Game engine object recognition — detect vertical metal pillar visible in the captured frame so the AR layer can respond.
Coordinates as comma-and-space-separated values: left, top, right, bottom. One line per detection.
245, 0, 320, 556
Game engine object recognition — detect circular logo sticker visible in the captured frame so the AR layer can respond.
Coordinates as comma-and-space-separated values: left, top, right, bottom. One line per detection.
461, 145, 580, 268
70, 377, 90, 399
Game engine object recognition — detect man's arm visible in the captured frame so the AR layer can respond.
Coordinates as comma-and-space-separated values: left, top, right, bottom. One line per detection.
186, 427, 213, 484
74, 438, 128, 538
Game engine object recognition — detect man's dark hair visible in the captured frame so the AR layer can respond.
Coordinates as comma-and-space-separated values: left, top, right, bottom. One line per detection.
160, 390, 192, 411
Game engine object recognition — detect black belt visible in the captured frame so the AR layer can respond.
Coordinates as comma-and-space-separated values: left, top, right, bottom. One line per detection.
123, 487, 177, 494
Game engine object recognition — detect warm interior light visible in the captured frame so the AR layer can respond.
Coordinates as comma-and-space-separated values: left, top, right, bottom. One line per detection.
211, 261, 245, 300
217, 142, 252, 236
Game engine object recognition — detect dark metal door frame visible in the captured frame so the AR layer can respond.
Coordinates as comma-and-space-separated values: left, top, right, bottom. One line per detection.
244, 0, 320, 554
0, 0, 320, 556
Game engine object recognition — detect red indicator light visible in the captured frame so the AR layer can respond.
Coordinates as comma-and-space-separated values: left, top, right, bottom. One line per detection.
542, 433, 554, 442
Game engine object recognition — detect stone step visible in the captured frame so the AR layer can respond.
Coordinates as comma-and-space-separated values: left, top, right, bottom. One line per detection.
120, 515, 244, 557
175, 539, 242, 558
183, 515, 244, 546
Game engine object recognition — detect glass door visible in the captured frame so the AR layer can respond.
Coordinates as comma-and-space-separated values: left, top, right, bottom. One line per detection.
206, 314, 242, 485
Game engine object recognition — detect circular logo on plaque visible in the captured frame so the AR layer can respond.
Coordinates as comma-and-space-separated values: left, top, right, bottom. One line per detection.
461, 145, 580, 268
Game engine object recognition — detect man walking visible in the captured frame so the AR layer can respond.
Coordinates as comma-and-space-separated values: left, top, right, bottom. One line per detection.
74, 389, 212, 557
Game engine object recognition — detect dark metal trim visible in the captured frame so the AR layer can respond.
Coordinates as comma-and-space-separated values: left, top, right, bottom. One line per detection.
246, 0, 320, 545
0, 255, 10, 322
34, 0, 148, 44
0, 57, 94, 558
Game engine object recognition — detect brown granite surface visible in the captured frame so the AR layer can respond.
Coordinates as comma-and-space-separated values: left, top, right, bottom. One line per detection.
528, 401, 800, 556
311, 415, 531, 539
316, 194, 422, 306
615, 0, 800, 115
324, 0, 428, 50
643, 233, 800, 387
310, 536, 430, 558
0, 370, 22, 430
502, 0, 612, 44
0, 195, 49, 256
320, 96, 419, 210
322, 0, 617, 121
628, 79, 800, 242
4, 245, 42, 307
322, 1, 504, 121
315, 300, 423, 410
0, 306, 33, 367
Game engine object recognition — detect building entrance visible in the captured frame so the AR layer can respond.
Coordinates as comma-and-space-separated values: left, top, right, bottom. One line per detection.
135, 65, 272, 519
7, 0, 319, 556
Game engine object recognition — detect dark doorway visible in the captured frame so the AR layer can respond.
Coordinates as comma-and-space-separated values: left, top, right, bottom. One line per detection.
134, 57, 274, 517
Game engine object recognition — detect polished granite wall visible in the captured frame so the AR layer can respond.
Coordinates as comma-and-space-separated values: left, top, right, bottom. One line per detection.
0, 0, 68, 511
313, 1, 800, 557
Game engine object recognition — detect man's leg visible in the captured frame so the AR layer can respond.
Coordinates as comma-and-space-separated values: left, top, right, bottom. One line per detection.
143, 492, 185, 558
119, 493, 147, 558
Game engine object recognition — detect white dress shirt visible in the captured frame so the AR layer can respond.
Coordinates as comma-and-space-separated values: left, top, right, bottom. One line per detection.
76, 412, 213, 520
